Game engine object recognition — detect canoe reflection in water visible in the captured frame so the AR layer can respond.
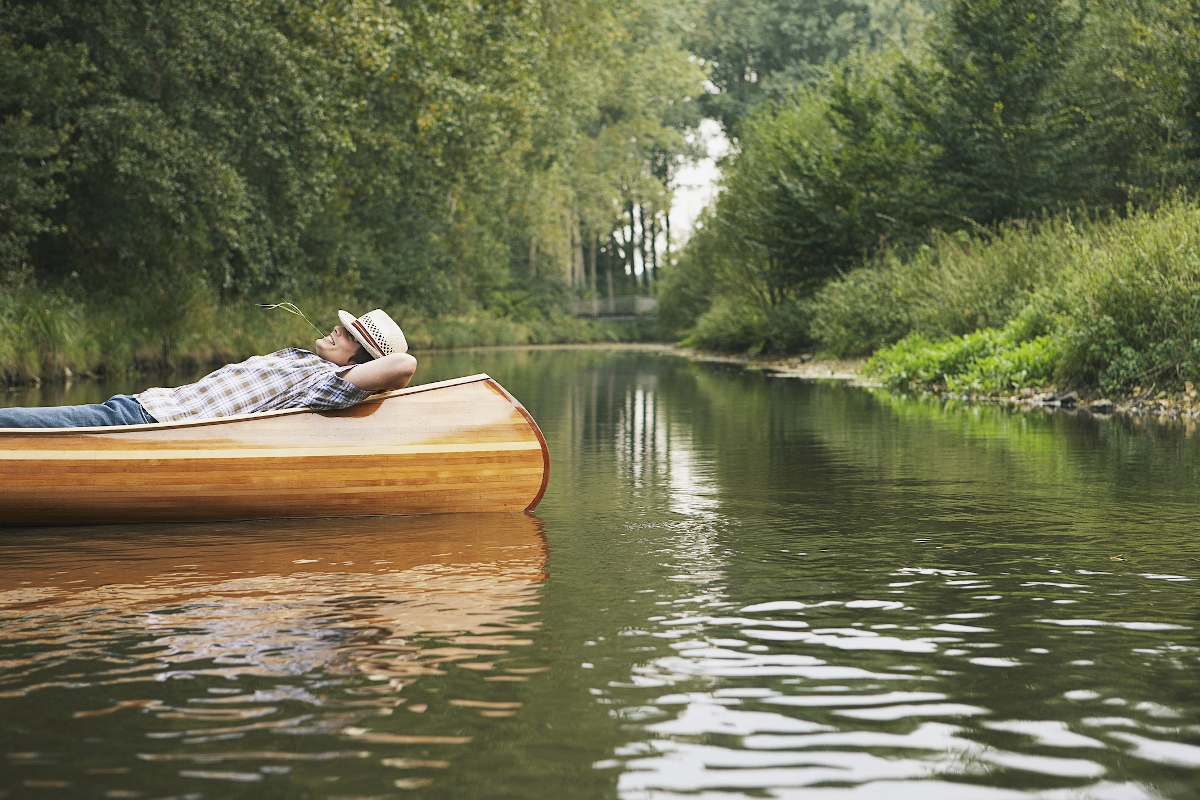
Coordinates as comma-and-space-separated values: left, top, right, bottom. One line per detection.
0, 513, 548, 789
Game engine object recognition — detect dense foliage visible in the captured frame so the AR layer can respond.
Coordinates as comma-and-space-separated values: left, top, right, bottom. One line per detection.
861, 199, 1200, 394
0, 0, 701, 379
6, 0, 1200, 396
689, 0, 936, 132
664, 0, 1200, 377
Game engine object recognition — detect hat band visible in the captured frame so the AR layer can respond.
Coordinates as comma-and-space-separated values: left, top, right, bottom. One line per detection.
350, 319, 384, 356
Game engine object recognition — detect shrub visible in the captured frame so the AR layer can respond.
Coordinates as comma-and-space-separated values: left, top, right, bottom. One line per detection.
1050, 201, 1200, 392
683, 296, 767, 353
813, 219, 1071, 356
862, 199, 1200, 395
809, 265, 912, 356
865, 329, 1006, 389
866, 320, 1057, 393
680, 294, 814, 355
761, 296, 816, 354
949, 335, 1059, 394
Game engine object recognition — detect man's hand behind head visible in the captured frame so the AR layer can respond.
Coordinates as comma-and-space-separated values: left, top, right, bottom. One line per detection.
342, 352, 417, 392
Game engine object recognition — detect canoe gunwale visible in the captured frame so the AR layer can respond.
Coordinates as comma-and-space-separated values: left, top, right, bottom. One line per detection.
0, 373, 493, 436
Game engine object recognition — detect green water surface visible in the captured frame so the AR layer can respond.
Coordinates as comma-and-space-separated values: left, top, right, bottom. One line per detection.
3, 348, 1200, 799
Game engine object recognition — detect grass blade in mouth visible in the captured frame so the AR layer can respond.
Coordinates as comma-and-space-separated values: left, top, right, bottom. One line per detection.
258, 302, 327, 337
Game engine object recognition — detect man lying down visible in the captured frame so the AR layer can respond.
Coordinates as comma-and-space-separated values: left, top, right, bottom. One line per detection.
0, 309, 417, 428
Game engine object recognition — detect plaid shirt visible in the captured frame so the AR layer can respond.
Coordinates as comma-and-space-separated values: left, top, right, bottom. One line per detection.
136, 348, 373, 423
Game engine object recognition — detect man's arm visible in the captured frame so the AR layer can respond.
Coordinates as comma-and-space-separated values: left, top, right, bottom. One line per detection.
342, 353, 418, 392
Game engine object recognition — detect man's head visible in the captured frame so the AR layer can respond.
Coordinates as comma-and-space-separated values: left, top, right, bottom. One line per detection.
314, 309, 407, 366
313, 325, 367, 366
337, 309, 408, 358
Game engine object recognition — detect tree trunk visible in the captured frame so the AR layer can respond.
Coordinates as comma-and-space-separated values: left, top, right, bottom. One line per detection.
571, 216, 585, 287
648, 208, 658, 285
637, 204, 649, 289
606, 237, 615, 304
664, 211, 671, 264
625, 199, 635, 281
588, 234, 597, 295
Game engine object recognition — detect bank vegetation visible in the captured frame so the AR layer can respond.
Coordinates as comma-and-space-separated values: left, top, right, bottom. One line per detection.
1, 0, 697, 383
8, 0, 1200, 397
662, 0, 1200, 400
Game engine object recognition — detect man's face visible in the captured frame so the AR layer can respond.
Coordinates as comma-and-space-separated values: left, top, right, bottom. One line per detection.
314, 325, 362, 366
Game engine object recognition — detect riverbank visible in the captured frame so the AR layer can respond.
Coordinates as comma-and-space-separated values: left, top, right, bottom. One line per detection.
680, 348, 1200, 422
9, 334, 1198, 423
954, 385, 1200, 421
664, 201, 1200, 409
682, 350, 873, 384
0, 290, 651, 387
444, 342, 1200, 422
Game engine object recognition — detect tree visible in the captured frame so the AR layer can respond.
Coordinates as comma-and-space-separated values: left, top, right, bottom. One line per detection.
1076, 0, 1200, 202
0, 18, 84, 274
675, 49, 929, 315
690, 0, 938, 133
892, 0, 1097, 224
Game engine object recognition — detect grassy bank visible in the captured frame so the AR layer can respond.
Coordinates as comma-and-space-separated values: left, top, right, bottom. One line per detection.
0, 283, 644, 386
822, 199, 1200, 398
660, 197, 1189, 406
664, 197, 1200, 408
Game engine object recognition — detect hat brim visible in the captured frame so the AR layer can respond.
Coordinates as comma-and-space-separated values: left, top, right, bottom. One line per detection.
338, 310, 384, 360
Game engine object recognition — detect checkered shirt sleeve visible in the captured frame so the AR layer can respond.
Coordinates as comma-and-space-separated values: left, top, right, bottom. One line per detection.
136, 348, 373, 423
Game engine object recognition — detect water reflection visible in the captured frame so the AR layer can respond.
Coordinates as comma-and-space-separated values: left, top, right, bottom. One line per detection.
0, 513, 547, 794
613, 569, 1198, 798
610, 542, 1200, 796
612, 370, 722, 582
7, 351, 1200, 798
566, 368, 1200, 800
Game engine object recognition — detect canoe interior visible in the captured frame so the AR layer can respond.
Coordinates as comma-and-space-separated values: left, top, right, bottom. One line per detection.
0, 374, 550, 526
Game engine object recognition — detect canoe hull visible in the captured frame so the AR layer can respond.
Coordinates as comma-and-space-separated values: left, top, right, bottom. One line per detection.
0, 375, 549, 526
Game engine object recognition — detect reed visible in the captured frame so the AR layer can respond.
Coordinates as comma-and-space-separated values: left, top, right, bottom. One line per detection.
858, 198, 1200, 394
0, 285, 639, 386
0, 278, 93, 383
812, 217, 1078, 357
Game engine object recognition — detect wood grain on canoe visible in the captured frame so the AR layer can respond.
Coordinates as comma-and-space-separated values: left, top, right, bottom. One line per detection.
0, 375, 550, 526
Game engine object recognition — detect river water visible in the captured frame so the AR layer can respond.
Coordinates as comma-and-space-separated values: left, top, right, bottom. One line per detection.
3, 348, 1200, 799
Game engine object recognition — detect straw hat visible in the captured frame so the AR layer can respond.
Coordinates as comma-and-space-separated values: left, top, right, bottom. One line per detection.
338, 309, 408, 358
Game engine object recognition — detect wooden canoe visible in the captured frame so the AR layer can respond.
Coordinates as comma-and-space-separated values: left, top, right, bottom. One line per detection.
0, 374, 549, 526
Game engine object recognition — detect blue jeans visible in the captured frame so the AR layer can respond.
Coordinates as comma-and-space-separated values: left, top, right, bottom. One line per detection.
0, 395, 158, 428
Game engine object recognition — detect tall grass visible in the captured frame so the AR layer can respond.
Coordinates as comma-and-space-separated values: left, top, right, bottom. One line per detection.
0, 276, 99, 383
403, 312, 624, 350
857, 198, 1200, 394
0, 280, 640, 386
812, 218, 1076, 357
1050, 204, 1200, 391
